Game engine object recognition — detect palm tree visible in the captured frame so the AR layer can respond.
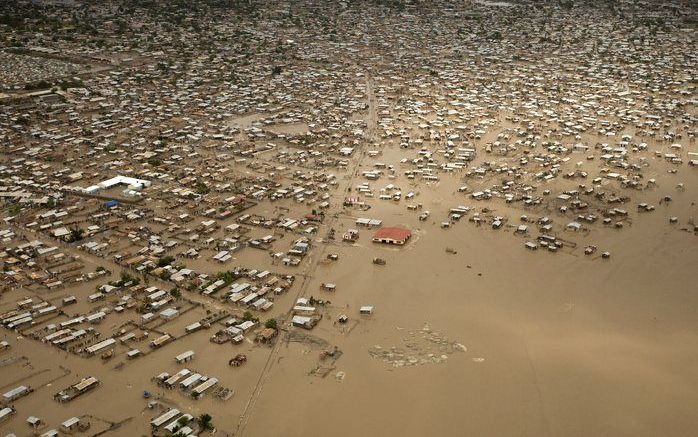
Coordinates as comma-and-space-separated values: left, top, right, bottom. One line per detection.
69, 227, 85, 242
198, 413, 213, 431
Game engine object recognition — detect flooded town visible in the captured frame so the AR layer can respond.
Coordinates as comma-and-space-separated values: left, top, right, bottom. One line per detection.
0, 0, 696, 436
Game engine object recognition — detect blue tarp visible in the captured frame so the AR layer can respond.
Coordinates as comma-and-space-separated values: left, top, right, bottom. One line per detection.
104, 200, 118, 208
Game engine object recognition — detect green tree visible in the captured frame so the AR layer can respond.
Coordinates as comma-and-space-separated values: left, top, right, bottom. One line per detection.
7, 204, 21, 216
216, 270, 235, 284
157, 255, 175, 267
195, 181, 210, 195
119, 271, 140, 286
68, 227, 85, 242
264, 318, 278, 330
198, 413, 213, 430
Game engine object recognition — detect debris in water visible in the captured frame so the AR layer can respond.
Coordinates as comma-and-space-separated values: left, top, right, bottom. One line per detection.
368, 324, 467, 368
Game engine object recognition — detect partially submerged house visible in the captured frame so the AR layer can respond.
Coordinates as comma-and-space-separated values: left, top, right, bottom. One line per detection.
372, 227, 411, 245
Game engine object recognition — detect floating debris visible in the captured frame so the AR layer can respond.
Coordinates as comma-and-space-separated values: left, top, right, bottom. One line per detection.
368, 324, 467, 368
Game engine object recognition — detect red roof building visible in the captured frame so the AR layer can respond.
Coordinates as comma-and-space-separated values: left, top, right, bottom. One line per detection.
372, 227, 411, 245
